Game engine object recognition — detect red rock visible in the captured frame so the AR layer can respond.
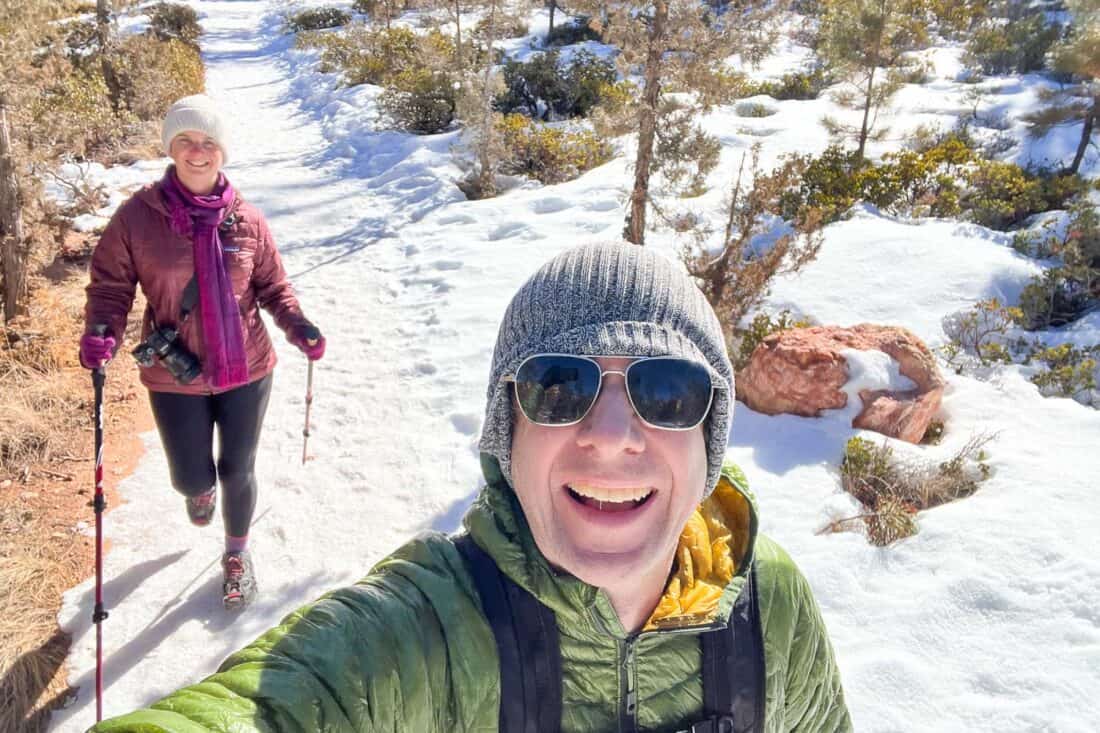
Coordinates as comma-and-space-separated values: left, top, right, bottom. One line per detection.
736, 324, 944, 444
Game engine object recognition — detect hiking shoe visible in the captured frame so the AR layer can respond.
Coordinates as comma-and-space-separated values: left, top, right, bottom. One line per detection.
185, 488, 216, 527
222, 550, 257, 610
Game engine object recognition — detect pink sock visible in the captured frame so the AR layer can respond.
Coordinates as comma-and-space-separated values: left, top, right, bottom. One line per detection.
225, 534, 249, 553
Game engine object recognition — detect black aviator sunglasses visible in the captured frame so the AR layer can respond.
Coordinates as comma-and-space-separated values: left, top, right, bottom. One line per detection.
501, 353, 724, 431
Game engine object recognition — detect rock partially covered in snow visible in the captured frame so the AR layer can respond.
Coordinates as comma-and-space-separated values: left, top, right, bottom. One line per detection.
736, 324, 944, 443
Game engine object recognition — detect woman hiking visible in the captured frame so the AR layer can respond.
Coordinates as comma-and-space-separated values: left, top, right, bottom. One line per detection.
79, 94, 325, 609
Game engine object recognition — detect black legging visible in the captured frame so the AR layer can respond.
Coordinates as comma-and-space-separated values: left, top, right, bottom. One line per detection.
148, 374, 273, 537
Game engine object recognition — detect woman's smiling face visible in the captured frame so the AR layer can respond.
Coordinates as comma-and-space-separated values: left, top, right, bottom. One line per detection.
169, 130, 224, 195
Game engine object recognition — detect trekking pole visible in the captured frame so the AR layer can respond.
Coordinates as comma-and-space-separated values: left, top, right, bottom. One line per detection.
90, 324, 109, 722
302, 360, 314, 465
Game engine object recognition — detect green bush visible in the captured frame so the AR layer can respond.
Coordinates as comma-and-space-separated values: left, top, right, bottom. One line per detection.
113, 34, 205, 121
496, 49, 617, 120
1064, 199, 1100, 272
741, 67, 833, 100
960, 163, 1085, 231
566, 51, 618, 118
860, 136, 974, 218
777, 145, 865, 223
296, 24, 426, 87
940, 298, 1021, 370
1016, 268, 1090, 330
1029, 343, 1098, 400
964, 14, 1061, 75
379, 68, 457, 134
473, 13, 528, 42
833, 434, 993, 546
286, 6, 350, 33
145, 2, 202, 46
30, 66, 118, 156
929, 0, 987, 40
733, 310, 811, 371
495, 114, 612, 184
545, 17, 601, 46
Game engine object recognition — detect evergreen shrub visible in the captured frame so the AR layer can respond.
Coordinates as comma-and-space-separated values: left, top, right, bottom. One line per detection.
741, 67, 833, 100
964, 14, 1061, 75
474, 13, 528, 42
733, 310, 812, 371
378, 68, 458, 134
30, 67, 118, 157
286, 6, 350, 32
1029, 344, 1098, 400
833, 435, 992, 546
496, 50, 617, 120
1016, 269, 1090, 330
296, 25, 448, 88
113, 34, 205, 121
495, 114, 612, 184
145, 2, 202, 46
545, 17, 601, 46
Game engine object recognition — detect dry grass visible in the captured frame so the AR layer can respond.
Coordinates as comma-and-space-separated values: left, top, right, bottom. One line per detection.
819, 433, 996, 546
1, 268, 149, 730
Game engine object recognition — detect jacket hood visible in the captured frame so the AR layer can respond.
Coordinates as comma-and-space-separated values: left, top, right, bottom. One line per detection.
464, 454, 759, 638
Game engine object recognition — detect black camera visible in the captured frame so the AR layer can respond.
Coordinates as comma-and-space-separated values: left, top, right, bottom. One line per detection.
131, 327, 202, 384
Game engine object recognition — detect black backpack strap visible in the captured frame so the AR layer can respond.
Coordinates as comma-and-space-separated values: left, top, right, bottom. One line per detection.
693, 563, 765, 733
454, 534, 562, 733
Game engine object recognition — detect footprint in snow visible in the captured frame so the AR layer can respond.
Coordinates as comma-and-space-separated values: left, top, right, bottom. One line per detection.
488, 222, 537, 241
449, 413, 481, 436
531, 197, 572, 214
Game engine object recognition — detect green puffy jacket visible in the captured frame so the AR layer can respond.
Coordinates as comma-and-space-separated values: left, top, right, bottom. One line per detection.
92, 460, 851, 732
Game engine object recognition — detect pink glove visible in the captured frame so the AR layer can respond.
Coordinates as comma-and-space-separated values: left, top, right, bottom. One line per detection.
290, 323, 325, 361
79, 332, 116, 369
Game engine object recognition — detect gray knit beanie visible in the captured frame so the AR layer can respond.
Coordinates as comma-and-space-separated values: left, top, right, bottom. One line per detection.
161, 94, 230, 164
479, 242, 734, 497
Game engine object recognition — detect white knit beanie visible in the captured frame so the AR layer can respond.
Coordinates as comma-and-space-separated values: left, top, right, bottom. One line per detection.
479, 242, 735, 497
161, 94, 230, 164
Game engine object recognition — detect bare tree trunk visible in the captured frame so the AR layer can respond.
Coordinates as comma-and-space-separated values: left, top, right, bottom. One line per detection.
1069, 98, 1097, 175
454, 0, 464, 69
476, 0, 499, 198
857, 65, 876, 161
624, 0, 667, 246
96, 0, 124, 113
96, 0, 111, 47
0, 99, 26, 322
548, 0, 556, 36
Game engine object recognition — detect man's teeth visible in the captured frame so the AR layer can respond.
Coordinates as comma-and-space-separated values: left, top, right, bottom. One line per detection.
568, 484, 652, 503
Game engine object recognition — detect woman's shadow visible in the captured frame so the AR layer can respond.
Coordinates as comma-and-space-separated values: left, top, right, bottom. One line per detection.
5, 551, 187, 731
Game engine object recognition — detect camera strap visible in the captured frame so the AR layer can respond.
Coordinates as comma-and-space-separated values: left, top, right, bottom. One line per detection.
179, 274, 199, 323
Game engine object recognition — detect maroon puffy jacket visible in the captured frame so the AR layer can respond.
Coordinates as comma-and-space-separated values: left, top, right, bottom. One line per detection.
84, 180, 307, 394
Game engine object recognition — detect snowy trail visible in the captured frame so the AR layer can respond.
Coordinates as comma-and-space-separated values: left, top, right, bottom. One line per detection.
52, 1, 1100, 731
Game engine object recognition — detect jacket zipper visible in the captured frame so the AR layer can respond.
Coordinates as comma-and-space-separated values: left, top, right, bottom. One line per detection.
620, 635, 638, 733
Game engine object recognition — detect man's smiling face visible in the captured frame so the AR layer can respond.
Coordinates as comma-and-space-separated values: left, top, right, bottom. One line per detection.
510, 356, 708, 590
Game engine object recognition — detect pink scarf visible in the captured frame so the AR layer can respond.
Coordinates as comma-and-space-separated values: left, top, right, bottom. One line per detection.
159, 167, 249, 390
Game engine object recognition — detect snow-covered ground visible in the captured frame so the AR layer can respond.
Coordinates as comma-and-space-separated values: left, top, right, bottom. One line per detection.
53, 1, 1099, 731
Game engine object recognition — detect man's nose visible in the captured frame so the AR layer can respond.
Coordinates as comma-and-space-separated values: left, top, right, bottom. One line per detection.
574, 376, 644, 455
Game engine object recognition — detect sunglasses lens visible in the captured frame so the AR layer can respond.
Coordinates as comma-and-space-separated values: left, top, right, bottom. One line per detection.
627, 359, 714, 429
514, 356, 601, 425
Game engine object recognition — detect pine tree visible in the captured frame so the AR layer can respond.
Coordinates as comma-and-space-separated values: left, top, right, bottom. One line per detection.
1038, 0, 1099, 174
817, 0, 929, 161
573, 0, 779, 245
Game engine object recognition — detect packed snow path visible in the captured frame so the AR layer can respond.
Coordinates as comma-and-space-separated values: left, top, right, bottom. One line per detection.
54, 1, 1100, 731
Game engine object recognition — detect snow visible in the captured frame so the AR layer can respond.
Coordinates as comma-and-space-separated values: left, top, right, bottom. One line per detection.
52, 2, 1099, 732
